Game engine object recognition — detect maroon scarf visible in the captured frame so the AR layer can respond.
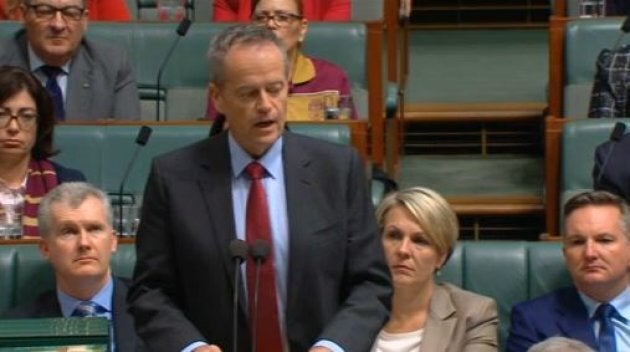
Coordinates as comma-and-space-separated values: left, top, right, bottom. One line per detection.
22, 159, 58, 237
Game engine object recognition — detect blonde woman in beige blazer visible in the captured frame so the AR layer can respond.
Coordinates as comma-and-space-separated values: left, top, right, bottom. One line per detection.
372, 187, 498, 352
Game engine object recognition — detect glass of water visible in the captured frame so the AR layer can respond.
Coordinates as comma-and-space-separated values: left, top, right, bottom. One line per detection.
0, 203, 22, 239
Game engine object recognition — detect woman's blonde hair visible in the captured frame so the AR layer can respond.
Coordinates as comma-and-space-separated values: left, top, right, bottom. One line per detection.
376, 187, 459, 265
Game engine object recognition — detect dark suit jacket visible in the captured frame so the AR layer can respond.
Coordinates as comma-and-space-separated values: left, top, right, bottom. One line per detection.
506, 286, 597, 352
128, 131, 392, 352
0, 29, 140, 121
607, 0, 630, 15
593, 132, 630, 201
2, 276, 140, 352
51, 160, 86, 183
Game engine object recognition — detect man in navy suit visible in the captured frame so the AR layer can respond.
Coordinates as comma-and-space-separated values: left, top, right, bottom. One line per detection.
2, 182, 141, 352
507, 191, 630, 352
128, 24, 391, 352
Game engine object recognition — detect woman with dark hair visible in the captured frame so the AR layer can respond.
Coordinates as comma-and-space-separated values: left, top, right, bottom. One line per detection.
0, 66, 84, 237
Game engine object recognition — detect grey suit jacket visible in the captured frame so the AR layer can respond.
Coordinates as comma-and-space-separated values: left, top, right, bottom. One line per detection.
0, 29, 140, 121
422, 283, 498, 352
129, 131, 392, 352
2, 276, 141, 352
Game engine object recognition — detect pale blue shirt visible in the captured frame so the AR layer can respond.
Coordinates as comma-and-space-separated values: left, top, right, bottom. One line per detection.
28, 45, 70, 102
57, 275, 114, 350
580, 286, 630, 350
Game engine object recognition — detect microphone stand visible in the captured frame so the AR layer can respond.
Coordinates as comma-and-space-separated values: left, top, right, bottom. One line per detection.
155, 18, 192, 121
117, 126, 152, 235
250, 239, 270, 352
229, 239, 249, 352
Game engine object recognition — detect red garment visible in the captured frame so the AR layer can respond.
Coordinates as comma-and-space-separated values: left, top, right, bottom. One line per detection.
22, 159, 58, 237
0, 0, 131, 21
212, 0, 351, 22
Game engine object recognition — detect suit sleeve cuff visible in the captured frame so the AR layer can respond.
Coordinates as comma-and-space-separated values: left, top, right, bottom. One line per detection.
313, 339, 345, 352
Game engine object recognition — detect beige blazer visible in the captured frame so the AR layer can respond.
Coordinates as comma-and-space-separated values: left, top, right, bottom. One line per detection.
421, 283, 498, 352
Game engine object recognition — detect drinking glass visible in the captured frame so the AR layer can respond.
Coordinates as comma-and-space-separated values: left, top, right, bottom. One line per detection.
157, 0, 185, 22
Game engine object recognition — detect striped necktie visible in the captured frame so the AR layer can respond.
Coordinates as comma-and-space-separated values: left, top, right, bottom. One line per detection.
40, 65, 65, 121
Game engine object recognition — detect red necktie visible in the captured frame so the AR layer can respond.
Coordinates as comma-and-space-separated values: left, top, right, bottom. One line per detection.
245, 162, 282, 351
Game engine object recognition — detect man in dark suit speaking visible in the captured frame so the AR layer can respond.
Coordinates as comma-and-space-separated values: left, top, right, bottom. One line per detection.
128, 24, 391, 352
3, 182, 141, 352
507, 191, 630, 352
0, 0, 140, 121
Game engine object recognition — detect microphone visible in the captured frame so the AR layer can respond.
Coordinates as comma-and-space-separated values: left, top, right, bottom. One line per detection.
155, 17, 192, 121
229, 239, 249, 352
595, 122, 626, 186
117, 126, 152, 235
249, 239, 270, 352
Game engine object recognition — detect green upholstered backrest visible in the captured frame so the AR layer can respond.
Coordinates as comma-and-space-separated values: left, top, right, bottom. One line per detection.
0, 244, 136, 314
51, 123, 353, 195
561, 119, 630, 212
1, 241, 572, 351
303, 22, 366, 89
85, 21, 366, 90
440, 241, 570, 350
563, 18, 630, 117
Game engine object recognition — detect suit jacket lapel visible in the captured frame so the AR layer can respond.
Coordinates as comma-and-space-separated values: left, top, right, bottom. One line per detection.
421, 284, 457, 352
196, 135, 247, 314
66, 41, 93, 119
112, 277, 136, 352
556, 287, 598, 348
283, 133, 331, 308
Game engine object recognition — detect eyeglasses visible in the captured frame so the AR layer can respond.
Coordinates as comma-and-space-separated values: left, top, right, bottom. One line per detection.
0, 108, 38, 129
25, 3, 86, 21
252, 11, 302, 27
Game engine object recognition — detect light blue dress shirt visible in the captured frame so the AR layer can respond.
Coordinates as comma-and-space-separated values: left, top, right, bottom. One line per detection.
580, 286, 630, 351
57, 275, 114, 350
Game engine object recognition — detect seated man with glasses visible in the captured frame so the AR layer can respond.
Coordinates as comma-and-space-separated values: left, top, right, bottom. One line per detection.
0, 0, 140, 121
0, 0, 132, 20
206, 0, 357, 123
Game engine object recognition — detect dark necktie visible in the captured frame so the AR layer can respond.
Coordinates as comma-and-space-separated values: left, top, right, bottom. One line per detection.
595, 303, 619, 352
71, 300, 106, 317
40, 65, 65, 121
245, 162, 282, 351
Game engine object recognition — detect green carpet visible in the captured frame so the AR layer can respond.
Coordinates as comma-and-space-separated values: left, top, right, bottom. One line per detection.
406, 29, 549, 103
398, 154, 544, 197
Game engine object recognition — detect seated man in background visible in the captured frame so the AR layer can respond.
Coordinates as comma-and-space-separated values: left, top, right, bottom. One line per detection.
0, 0, 140, 120
213, 0, 350, 22
0, 0, 132, 20
2, 182, 141, 352
507, 190, 630, 352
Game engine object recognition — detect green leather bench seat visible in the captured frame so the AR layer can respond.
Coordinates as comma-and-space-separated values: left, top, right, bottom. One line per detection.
0, 241, 570, 351
561, 119, 630, 212
51, 123, 352, 196
564, 18, 630, 118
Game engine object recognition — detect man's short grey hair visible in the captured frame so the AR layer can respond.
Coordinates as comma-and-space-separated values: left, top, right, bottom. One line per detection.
207, 24, 289, 86
527, 336, 595, 352
38, 182, 112, 238
563, 190, 630, 238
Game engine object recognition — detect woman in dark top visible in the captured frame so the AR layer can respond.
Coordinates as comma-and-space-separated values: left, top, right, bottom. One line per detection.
0, 66, 85, 238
